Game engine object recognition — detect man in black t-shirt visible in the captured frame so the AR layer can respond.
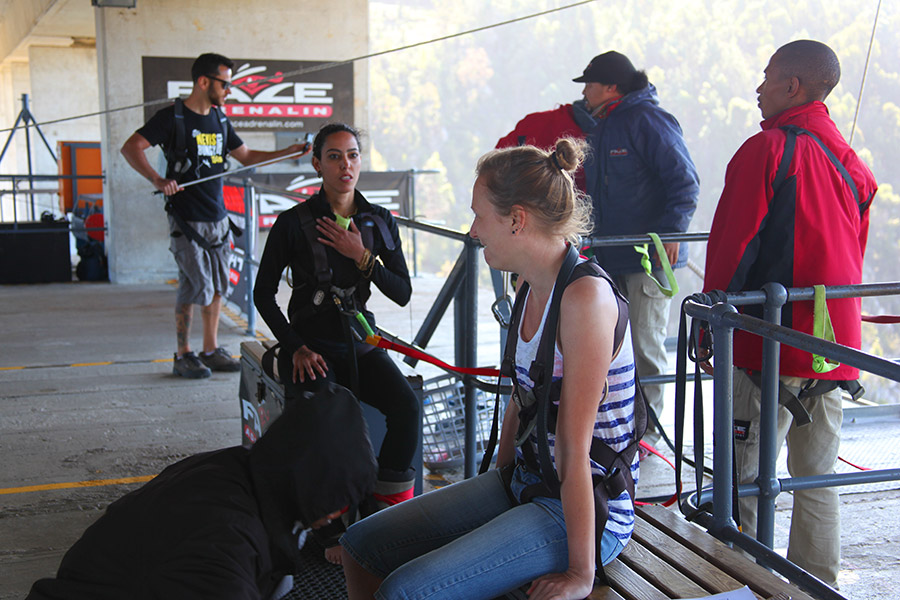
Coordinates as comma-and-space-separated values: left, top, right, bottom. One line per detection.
122, 53, 309, 379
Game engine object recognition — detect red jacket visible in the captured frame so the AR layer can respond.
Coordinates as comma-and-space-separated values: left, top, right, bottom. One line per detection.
496, 104, 589, 192
703, 102, 877, 380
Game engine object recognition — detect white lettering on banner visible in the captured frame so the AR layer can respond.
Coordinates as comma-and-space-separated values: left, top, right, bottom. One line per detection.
172, 79, 335, 106
258, 194, 299, 215
167, 80, 192, 98
223, 105, 333, 118
366, 189, 401, 212
293, 83, 334, 104
251, 83, 295, 103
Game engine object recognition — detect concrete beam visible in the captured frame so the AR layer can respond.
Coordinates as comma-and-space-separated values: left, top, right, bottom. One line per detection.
0, 0, 58, 64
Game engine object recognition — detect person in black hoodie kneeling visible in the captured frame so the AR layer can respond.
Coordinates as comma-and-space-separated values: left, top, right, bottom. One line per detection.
27, 383, 377, 600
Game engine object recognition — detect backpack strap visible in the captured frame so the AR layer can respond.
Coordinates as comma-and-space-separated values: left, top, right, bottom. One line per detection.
528, 244, 581, 497
357, 211, 396, 252
294, 202, 333, 307
478, 251, 634, 475
165, 98, 192, 182
778, 125, 864, 215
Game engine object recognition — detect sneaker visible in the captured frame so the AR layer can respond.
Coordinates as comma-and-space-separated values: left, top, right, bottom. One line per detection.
199, 347, 241, 372
173, 352, 211, 379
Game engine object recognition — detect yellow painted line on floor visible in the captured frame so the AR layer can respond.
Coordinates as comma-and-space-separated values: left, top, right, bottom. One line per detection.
151, 358, 174, 363
0, 475, 156, 496
0, 366, 25, 371
70, 361, 114, 367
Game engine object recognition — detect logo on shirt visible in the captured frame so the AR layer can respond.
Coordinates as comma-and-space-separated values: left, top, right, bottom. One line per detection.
609, 148, 629, 157
192, 129, 224, 165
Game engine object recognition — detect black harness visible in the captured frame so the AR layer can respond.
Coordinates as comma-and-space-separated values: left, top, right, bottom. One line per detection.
277, 199, 395, 395
291, 199, 395, 313
163, 98, 240, 251
480, 245, 648, 572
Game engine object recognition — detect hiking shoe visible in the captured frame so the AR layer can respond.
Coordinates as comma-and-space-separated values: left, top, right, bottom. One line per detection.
199, 347, 241, 372
173, 352, 211, 379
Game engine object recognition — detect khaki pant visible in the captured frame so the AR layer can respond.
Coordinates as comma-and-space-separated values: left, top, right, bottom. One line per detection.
615, 271, 672, 446
732, 368, 843, 586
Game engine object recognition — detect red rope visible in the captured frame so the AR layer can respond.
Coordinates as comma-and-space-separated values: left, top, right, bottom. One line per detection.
366, 335, 501, 377
634, 441, 679, 507
862, 314, 900, 324
838, 456, 871, 471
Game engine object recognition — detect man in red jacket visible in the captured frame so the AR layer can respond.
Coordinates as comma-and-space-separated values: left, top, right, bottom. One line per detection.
704, 40, 877, 587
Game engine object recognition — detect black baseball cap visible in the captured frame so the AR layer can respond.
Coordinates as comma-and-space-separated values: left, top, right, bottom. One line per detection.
573, 51, 637, 85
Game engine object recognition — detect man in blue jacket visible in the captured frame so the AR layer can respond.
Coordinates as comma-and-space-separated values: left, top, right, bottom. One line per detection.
580, 52, 699, 447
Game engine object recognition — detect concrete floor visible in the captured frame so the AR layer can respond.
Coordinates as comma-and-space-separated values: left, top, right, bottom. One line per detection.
1, 280, 899, 600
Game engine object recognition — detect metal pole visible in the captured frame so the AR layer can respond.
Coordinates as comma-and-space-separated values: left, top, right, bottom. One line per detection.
243, 178, 257, 335
22, 95, 35, 221
0, 109, 25, 166
756, 283, 788, 550
408, 169, 417, 277
710, 302, 739, 533
463, 238, 479, 478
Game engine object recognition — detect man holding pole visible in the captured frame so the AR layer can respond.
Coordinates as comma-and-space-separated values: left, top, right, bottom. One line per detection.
122, 52, 309, 379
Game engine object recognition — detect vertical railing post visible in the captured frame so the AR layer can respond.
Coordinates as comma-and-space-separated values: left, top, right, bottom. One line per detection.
463, 237, 479, 478
756, 282, 788, 550
243, 178, 257, 335
408, 169, 417, 277
22, 95, 35, 221
710, 302, 739, 534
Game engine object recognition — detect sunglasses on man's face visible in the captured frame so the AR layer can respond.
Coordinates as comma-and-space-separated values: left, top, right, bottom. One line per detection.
206, 74, 232, 90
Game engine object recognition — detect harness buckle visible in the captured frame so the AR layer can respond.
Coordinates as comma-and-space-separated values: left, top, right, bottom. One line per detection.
491, 295, 513, 329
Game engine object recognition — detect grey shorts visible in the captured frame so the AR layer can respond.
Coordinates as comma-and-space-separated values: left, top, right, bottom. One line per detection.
168, 215, 233, 307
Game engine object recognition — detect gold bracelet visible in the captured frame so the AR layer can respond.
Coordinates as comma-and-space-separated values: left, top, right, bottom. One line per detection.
362, 255, 376, 279
356, 248, 371, 271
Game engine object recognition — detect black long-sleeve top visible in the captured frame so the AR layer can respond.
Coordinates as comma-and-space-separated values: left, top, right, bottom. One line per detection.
253, 190, 411, 358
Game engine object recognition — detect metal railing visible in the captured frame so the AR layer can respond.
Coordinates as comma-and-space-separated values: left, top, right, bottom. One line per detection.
681, 283, 900, 600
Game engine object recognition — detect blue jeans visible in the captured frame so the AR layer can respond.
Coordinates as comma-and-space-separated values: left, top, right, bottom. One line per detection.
340, 467, 625, 600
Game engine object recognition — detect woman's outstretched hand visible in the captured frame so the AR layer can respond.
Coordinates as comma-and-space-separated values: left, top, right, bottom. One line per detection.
291, 346, 328, 383
316, 217, 366, 263
526, 568, 595, 600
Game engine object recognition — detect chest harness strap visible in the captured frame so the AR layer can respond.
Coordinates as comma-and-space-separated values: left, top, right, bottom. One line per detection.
479, 245, 648, 575
164, 99, 240, 251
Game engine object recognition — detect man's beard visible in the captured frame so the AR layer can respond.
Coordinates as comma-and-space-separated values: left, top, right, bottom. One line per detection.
208, 90, 223, 107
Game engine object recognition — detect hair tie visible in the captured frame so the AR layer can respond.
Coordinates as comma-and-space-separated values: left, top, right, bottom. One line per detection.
550, 151, 563, 171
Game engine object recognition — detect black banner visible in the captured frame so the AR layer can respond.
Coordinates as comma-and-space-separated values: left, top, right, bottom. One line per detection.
224, 171, 412, 317
141, 57, 354, 132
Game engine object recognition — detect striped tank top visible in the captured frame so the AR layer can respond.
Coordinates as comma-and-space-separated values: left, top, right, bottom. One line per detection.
513, 276, 639, 546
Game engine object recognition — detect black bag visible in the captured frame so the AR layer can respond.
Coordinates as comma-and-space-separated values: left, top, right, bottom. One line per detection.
75, 239, 108, 282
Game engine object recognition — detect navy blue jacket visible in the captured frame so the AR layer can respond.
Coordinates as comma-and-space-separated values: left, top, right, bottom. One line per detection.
584, 85, 699, 275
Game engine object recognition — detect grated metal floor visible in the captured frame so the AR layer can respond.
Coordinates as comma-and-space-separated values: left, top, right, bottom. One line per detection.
285, 538, 347, 600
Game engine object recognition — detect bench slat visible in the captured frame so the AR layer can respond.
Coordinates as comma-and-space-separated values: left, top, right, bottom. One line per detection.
618, 538, 713, 598
588, 585, 628, 600
632, 516, 764, 599
637, 506, 815, 600
604, 558, 671, 600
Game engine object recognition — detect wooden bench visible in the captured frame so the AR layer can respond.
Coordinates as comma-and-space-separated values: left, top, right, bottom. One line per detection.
592, 505, 813, 600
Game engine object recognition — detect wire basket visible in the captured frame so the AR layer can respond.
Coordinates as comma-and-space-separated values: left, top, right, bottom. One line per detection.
421, 373, 497, 471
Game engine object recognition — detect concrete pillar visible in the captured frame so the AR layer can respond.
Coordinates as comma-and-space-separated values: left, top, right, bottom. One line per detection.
93, 0, 369, 284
